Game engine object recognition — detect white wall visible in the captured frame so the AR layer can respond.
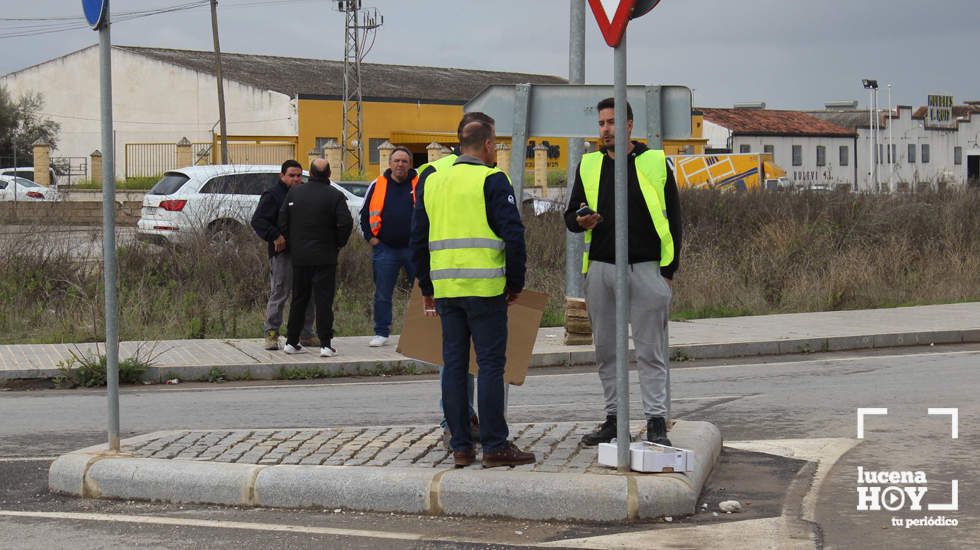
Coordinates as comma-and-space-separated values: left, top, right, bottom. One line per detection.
1, 46, 295, 179
731, 135, 857, 188
859, 106, 980, 190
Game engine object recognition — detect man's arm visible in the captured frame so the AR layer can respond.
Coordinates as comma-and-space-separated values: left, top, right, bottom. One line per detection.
563, 167, 589, 233
409, 181, 433, 297
250, 190, 281, 242
484, 172, 526, 295
661, 164, 682, 279
335, 195, 354, 248
359, 181, 376, 240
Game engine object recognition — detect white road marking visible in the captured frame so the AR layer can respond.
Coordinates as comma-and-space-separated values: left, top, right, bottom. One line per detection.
0, 510, 460, 543
0, 456, 57, 462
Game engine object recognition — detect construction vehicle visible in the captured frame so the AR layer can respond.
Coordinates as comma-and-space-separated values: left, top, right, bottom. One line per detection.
667, 153, 786, 191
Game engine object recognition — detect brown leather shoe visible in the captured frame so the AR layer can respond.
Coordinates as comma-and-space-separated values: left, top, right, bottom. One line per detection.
453, 448, 476, 467
482, 442, 535, 468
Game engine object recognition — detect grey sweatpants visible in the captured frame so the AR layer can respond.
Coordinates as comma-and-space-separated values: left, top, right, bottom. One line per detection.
264, 252, 315, 338
585, 260, 671, 419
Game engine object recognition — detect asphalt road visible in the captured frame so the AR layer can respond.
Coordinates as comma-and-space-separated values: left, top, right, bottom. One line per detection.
0, 344, 976, 549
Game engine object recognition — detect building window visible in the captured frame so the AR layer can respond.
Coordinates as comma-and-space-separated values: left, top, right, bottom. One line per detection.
891, 144, 896, 164
878, 144, 884, 165
816, 145, 826, 166
954, 146, 963, 165
368, 138, 388, 165
840, 145, 849, 166
908, 143, 916, 163
921, 144, 930, 164
739, 144, 751, 153
314, 137, 335, 153
763, 144, 774, 155
792, 145, 802, 166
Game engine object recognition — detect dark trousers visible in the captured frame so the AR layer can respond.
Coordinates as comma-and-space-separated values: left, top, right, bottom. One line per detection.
287, 263, 337, 347
436, 294, 509, 453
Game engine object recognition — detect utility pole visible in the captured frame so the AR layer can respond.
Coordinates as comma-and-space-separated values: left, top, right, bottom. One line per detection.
210, 0, 229, 164
336, 0, 382, 176
565, 0, 586, 298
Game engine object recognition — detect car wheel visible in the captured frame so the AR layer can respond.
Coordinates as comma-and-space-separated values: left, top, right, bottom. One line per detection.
207, 220, 246, 248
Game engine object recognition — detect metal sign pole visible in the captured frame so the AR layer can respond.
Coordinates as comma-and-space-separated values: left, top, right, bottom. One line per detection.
98, 3, 121, 452
509, 84, 531, 203
565, 0, 586, 298
613, 33, 631, 472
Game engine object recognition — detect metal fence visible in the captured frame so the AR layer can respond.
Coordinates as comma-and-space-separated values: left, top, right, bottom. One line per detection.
124, 143, 211, 178
126, 139, 296, 178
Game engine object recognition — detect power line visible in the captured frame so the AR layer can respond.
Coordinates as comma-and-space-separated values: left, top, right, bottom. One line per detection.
0, 0, 317, 40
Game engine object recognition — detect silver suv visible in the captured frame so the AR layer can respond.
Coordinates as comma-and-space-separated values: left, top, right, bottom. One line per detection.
136, 164, 363, 246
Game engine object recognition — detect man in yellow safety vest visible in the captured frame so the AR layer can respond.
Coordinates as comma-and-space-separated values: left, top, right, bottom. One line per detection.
564, 97, 683, 447
411, 113, 535, 468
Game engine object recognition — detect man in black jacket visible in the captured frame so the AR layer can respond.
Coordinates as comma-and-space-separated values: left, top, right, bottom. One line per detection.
278, 158, 354, 357
250, 160, 315, 350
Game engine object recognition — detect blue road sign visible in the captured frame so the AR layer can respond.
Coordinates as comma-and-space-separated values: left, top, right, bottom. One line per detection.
82, 0, 108, 29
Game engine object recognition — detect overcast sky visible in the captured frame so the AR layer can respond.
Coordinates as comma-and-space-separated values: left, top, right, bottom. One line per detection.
1, 0, 977, 110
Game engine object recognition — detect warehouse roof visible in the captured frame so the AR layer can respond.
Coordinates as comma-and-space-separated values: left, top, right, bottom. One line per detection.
116, 46, 566, 104
700, 108, 855, 137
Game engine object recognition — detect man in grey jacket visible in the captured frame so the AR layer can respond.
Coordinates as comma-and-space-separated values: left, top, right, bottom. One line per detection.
278, 158, 354, 357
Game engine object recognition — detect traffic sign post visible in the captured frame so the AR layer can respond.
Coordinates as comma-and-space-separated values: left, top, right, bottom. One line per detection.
82, 0, 108, 29
464, 1, 681, 473
83, 0, 120, 452
593, 0, 660, 471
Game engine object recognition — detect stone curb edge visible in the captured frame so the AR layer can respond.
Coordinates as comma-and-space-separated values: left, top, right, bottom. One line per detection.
9, 328, 975, 381
48, 422, 722, 522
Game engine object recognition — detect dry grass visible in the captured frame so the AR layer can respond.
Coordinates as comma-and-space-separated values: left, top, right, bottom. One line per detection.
1, 188, 978, 344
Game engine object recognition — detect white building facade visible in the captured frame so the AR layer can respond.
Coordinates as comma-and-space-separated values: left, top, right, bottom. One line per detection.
811, 100, 980, 191
701, 108, 858, 189
1, 45, 295, 179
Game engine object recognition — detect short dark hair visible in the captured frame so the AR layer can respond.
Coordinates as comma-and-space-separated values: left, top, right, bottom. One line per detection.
597, 97, 633, 121
309, 158, 331, 180
390, 146, 413, 161
281, 159, 302, 174
459, 120, 494, 151
457, 112, 495, 141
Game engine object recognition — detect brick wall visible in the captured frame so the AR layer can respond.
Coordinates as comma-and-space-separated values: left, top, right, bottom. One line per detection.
0, 201, 143, 226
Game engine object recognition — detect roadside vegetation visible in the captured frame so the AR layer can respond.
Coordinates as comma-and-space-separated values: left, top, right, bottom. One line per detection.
1, 188, 978, 344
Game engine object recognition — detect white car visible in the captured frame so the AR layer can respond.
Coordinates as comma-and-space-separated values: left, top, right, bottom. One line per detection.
0, 175, 61, 201
136, 165, 364, 246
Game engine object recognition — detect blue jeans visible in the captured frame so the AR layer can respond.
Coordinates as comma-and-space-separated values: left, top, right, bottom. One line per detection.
439, 367, 475, 430
372, 242, 415, 337
436, 294, 509, 453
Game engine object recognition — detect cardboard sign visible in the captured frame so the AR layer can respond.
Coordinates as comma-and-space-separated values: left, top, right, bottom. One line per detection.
396, 285, 548, 386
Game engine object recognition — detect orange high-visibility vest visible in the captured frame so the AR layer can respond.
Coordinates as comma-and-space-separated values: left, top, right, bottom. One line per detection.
367, 173, 419, 237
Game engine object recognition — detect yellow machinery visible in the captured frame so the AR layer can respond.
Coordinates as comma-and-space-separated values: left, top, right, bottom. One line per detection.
668, 153, 785, 191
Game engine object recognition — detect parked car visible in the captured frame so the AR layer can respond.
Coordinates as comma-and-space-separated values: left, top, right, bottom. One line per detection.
0, 167, 59, 187
336, 181, 371, 199
764, 176, 795, 191
136, 165, 364, 246
0, 175, 61, 201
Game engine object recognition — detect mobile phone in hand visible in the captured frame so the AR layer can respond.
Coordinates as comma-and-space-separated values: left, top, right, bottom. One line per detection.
576, 205, 596, 217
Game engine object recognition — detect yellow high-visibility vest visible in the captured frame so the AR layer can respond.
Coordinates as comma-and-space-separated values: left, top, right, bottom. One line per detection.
578, 149, 674, 274
416, 154, 458, 181
425, 162, 507, 298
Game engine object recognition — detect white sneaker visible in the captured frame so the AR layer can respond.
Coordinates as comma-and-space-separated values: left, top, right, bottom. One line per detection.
369, 335, 389, 347
320, 346, 337, 357
283, 344, 306, 355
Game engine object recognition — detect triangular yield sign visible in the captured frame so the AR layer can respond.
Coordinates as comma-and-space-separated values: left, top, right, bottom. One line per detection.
588, 0, 637, 47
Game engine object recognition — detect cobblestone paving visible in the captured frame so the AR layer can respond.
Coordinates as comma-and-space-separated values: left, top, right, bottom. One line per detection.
127, 422, 650, 474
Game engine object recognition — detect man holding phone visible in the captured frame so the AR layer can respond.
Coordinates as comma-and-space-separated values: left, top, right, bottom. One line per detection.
563, 97, 682, 447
